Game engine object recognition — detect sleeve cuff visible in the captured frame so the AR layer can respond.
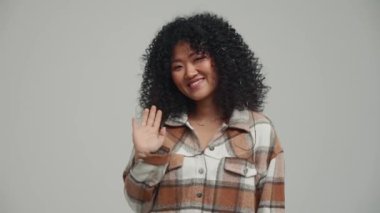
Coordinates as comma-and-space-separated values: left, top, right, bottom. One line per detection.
130, 145, 171, 186
136, 145, 171, 166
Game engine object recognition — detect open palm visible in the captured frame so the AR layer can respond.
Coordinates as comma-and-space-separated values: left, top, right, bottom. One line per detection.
132, 105, 166, 158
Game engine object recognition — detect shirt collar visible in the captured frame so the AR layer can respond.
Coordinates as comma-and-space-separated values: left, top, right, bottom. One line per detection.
227, 109, 254, 132
164, 109, 253, 132
164, 113, 189, 127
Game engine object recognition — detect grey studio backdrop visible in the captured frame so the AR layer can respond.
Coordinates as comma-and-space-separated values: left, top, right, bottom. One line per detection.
1, 0, 379, 212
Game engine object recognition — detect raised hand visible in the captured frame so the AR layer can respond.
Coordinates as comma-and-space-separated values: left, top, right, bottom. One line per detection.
132, 105, 166, 159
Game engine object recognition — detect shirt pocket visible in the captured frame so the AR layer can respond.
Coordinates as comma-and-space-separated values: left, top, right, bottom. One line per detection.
213, 157, 258, 210
224, 157, 257, 177
166, 154, 184, 172
162, 154, 184, 182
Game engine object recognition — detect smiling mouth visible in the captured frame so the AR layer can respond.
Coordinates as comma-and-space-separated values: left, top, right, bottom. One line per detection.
188, 78, 204, 89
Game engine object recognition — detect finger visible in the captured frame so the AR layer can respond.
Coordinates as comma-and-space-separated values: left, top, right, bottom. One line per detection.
159, 126, 166, 136
132, 117, 137, 130
132, 118, 137, 146
141, 108, 149, 126
147, 105, 157, 126
158, 127, 166, 143
153, 109, 162, 128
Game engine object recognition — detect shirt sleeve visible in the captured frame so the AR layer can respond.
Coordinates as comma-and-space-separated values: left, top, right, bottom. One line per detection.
256, 125, 285, 213
122, 147, 170, 213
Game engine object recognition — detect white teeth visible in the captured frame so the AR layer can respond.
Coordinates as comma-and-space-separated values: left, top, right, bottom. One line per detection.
189, 79, 203, 89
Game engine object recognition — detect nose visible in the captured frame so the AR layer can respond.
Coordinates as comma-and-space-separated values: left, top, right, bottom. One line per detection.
184, 64, 198, 79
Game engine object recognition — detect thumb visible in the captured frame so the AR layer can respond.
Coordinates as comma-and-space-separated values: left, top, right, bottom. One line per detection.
158, 127, 166, 143
159, 126, 166, 136
132, 117, 137, 130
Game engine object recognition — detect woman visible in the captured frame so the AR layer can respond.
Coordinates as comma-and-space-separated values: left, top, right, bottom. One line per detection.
123, 13, 285, 213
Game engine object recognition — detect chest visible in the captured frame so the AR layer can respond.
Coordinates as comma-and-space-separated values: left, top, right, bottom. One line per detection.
190, 123, 222, 150
155, 129, 259, 212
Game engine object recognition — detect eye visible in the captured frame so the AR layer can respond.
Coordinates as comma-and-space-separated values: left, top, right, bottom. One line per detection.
194, 54, 207, 62
172, 65, 183, 72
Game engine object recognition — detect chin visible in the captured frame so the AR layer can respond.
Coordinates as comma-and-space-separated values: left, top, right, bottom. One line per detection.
187, 93, 213, 102
182, 87, 215, 102
189, 97, 204, 101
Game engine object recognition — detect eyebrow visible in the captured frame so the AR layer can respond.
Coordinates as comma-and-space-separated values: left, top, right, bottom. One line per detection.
171, 52, 201, 63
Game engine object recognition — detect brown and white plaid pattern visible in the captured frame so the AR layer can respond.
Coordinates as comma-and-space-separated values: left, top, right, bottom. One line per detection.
123, 109, 285, 213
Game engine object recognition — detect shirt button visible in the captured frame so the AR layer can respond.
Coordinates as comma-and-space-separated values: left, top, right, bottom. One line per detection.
209, 146, 214, 151
196, 192, 203, 198
243, 168, 248, 175
198, 168, 204, 174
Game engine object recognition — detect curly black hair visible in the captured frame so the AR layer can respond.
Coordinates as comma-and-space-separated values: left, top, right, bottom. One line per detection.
139, 12, 270, 122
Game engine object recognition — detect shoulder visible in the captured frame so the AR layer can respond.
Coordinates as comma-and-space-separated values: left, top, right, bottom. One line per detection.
250, 111, 276, 130
248, 111, 283, 152
228, 109, 278, 137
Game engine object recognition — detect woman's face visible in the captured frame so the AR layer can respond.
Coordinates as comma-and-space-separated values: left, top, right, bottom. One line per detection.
171, 41, 218, 103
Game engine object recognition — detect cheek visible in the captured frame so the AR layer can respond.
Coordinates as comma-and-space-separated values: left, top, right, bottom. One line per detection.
211, 74, 218, 88
171, 72, 179, 84
208, 66, 218, 87
205, 60, 217, 79
171, 73, 184, 89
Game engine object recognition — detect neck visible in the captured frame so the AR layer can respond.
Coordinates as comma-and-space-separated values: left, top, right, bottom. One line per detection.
191, 98, 222, 121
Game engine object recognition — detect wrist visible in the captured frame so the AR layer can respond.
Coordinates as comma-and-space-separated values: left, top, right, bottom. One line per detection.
133, 145, 171, 165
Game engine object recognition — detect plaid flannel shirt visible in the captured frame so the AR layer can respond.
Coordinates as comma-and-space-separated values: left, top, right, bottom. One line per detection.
123, 109, 285, 212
